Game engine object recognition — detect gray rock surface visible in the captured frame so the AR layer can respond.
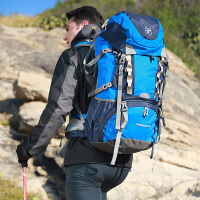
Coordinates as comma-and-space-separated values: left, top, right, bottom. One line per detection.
0, 25, 66, 74
0, 25, 200, 200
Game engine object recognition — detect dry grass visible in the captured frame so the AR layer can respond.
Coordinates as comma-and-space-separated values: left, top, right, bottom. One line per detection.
0, 173, 41, 200
0, 15, 36, 27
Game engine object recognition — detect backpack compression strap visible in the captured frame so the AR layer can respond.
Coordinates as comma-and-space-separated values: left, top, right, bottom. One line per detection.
88, 82, 112, 97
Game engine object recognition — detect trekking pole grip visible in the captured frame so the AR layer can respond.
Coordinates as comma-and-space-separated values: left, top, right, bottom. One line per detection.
23, 167, 27, 200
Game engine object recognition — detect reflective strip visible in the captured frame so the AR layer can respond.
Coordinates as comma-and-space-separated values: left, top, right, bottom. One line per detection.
115, 54, 126, 130
88, 82, 112, 97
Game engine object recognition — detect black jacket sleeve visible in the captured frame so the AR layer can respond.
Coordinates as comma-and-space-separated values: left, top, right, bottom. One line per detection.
24, 48, 79, 156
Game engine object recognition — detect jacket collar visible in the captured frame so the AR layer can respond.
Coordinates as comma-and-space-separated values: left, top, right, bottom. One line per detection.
71, 24, 101, 47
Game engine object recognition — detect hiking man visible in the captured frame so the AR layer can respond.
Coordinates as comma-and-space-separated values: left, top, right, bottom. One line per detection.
16, 6, 133, 200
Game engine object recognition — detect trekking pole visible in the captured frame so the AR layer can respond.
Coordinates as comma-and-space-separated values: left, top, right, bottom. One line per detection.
23, 167, 27, 200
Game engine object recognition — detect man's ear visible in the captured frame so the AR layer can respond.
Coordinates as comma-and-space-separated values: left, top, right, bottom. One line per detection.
82, 20, 89, 27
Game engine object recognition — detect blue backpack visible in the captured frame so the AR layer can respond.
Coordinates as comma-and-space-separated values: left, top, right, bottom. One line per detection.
65, 11, 169, 165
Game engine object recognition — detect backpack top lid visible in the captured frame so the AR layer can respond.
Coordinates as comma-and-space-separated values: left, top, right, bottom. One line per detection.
99, 11, 166, 57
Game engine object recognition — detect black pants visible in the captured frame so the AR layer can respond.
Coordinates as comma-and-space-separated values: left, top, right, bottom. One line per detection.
65, 164, 130, 200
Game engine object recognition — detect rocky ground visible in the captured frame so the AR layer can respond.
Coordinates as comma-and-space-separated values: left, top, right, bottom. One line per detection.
0, 25, 200, 200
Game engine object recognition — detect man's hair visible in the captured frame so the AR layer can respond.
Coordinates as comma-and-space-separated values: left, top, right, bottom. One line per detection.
66, 6, 104, 29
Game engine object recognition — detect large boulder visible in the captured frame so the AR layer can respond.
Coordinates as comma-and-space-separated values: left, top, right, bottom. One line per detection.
0, 25, 66, 74
18, 101, 68, 135
0, 66, 18, 100
1, 25, 200, 200
15, 71, 51, 102
18, 101, 46, 133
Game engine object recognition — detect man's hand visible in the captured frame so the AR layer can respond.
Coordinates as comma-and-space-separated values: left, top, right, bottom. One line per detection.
16, 144, 31, 168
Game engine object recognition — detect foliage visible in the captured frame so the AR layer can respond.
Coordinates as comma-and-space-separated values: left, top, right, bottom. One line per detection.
140, 0, 200, 78
0, 173, 41, 200
0, 113, 20, 130
0, 113, 11, 126
30, 14, 67, 30
29, 0, 134, 30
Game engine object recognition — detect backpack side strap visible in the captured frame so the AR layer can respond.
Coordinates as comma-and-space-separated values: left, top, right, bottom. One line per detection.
111, 101, 128, 165
115, 54, 126, 130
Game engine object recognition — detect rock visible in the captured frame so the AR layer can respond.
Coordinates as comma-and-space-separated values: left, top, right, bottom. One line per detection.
0, 25, 66, 74
1, 26, 200, 200
108, 182, 156, 200
0, 125, 49, 200
36, 166, 48, 177
158, 195, 199, 200
0, 98, 23, 121
19, 101, 46, 133
186, 182, 200, 197
15, 71, 51, 102
158, 150, 200, 171
0, 80, 15, 100
18, 101, 68, 135
163, 70, 200, 120
27, 177, 50, 200
171, 181, 200, 196
0, 66, 18, 81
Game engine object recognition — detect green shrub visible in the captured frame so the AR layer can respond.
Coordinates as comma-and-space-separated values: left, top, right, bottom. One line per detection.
141, 0, 200, 78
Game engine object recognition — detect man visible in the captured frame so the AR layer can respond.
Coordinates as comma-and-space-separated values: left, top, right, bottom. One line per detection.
16, 6, 133, 200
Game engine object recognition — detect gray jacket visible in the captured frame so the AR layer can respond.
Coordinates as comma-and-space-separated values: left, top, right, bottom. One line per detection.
24, 24, 101, 156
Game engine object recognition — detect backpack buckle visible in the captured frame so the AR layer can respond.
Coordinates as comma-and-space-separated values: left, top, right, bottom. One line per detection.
103, 48, 112, 54
102, 82, 112, 90
121, 101, 128, 112
119, 55, 126, 64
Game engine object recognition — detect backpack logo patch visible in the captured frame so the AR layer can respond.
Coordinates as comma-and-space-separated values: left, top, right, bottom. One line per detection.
145, 27, 152, 35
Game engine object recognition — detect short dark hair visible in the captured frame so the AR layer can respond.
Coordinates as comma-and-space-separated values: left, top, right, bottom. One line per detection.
66, 6, 104, 29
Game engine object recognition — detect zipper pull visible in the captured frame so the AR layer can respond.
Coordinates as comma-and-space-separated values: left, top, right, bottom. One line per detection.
143, 107, 148, 117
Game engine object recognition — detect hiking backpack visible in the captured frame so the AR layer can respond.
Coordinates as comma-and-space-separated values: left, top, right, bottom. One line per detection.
65, 11, 169, 165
